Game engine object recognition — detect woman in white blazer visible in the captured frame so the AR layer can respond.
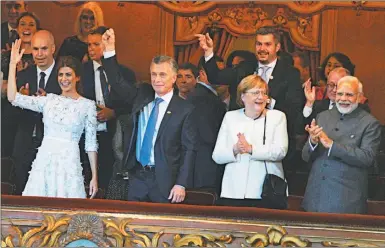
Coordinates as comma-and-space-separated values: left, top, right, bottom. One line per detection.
212, 75, 288, 208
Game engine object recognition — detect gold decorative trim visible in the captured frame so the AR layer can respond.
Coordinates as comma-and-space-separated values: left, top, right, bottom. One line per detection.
2, 214, 384, 247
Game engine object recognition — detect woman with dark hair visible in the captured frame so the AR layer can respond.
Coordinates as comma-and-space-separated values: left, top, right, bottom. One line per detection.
7, 40, 98, 198
1, 12, 40, 78
226, 50, 257, 69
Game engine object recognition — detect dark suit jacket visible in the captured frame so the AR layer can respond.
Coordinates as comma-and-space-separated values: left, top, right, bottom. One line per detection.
13, 65, 62, 159
82, 60, 137, 133
187, 83, 226, 189
103, 55, 198, 198
1, 22, 11, 50
203, 56, 304, 161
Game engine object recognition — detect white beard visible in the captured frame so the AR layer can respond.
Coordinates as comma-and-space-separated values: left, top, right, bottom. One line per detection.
336, 102, 359, 114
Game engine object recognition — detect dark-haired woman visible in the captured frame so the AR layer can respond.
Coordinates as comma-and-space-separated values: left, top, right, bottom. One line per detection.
7, 40, 98, 198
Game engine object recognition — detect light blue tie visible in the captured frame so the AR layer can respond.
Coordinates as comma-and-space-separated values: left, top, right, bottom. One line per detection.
260, 66, 270, 83
138, 97, 164, 166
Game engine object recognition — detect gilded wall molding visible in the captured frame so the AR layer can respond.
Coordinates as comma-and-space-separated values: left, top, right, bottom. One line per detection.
174, 5, 320, 50
2, 214, 385, 247
156, 1, 385, 15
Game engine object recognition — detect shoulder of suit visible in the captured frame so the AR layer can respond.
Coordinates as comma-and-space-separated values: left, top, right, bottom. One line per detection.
18, 64, 36, 77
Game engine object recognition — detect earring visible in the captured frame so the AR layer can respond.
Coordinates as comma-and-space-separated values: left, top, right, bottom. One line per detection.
266, 98, 271, 104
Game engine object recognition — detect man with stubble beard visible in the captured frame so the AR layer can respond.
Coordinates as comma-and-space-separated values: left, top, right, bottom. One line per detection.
196, 26, 304, 171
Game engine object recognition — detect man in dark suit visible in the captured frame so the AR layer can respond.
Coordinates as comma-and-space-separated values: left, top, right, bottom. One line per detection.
1, 1, 27, 51
196, 26, 304, 168
302, 76, 381, 214
13, 30, 61, 194
102, 29, 198, 203
303, 67, 370, 127
82, 26, 136, 190
176, 62, 226, 194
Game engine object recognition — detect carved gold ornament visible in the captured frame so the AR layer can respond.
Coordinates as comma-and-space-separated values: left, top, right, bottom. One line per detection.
1, 214, 383, 247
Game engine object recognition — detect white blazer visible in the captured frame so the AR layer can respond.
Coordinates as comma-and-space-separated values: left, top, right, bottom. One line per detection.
212, 109, 288, 199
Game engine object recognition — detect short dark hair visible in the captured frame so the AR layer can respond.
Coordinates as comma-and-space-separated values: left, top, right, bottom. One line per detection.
89, 26, 109, 36
178, 62, 199, 78
151, 55, 178, 74
291, 51, 310, 68
256, 26, 281, 44
226, 50, 257, 68
319, 52, 355, 81
16, 12, 41, 30
56, 56, 83, 94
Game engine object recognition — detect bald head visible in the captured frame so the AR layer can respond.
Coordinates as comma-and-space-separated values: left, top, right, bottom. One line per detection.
326, 67, 351, 101
32, 30, 56, 70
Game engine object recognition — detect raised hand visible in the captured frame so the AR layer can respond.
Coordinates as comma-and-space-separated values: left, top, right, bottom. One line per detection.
10, 39, 25, 65
303, 78, 315, 106
194, 33, 214, 57
305, 119, 323, 144
102, 28, 115, 52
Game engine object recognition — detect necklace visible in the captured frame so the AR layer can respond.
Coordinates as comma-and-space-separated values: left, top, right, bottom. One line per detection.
243, 109, 265, 120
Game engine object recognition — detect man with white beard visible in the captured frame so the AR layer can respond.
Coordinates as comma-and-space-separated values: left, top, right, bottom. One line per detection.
301, 76, 381, 214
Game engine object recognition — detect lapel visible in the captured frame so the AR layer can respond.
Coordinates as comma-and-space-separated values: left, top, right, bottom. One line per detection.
267, 59, 285, 96
29, 66, 38, 95
155, 94, 178, 143
83, 61, 96, 101
45, 64, 58, 92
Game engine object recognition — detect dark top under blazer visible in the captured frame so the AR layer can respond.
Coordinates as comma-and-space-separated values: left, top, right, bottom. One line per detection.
102, 55, 198, 198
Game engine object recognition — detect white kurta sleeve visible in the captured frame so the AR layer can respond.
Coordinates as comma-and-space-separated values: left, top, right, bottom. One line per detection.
212, 113, 237, 164
251, 111, 288, 161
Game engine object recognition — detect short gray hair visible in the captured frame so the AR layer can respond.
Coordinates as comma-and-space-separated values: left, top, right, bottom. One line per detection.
337, 76, 363, 93
151, 55, 178, 74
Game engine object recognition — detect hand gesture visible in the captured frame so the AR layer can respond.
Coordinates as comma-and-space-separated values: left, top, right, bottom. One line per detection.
238, 133, 252, 154
35, 88, 46, 97
194, 33, 214, 57
319, 131, 333, 149
102, 28, 115, 52
305, 119, 323, 144
89, 177, 98, 199
168, 185, 186, 203
19, 83, 29, 95
303, 78, 315, 106
16, 60, 29, 72
10, 39, 25, 65
97, 105, 115, 122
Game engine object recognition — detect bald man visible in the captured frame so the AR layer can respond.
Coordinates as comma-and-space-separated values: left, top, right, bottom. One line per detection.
302, 76, 381, 214
12, 30, 61, 194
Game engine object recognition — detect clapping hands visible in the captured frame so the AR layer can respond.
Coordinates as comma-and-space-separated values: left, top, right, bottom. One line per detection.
305, 119, 333, 148
233, 133, 252, 155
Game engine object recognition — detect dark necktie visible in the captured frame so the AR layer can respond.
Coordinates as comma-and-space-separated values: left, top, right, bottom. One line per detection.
9, 29, 18, 44
38, 72, 46, 91
138, 97, 164, 166
98, 66, 109, 103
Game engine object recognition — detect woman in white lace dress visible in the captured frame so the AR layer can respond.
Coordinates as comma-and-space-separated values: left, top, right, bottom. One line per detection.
7, 39, 98, 198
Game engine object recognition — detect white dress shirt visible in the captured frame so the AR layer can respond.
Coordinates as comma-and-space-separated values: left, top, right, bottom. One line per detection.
303, 100, 335, 118
36, 61, 55, 89
93, 60, 108, 131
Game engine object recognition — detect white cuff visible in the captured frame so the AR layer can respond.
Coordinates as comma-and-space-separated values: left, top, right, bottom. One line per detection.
303, 105, 313, 118
204, 52, 214, 62
103, 50, 116, 59
327, 141, 334, 157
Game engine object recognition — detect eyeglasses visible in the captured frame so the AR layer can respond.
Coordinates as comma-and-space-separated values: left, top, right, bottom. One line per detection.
245, 90, 267, 97
336, 92, 358, 98
6, 3, 22, 10
80, 15, 95, 21
327, 83, 337, 89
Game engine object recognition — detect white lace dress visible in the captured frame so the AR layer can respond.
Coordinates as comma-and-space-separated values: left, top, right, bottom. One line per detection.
11, 93, 98, 198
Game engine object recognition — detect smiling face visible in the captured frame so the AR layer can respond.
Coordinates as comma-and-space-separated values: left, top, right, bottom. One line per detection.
58, 66, 79, 93
255, 34, 280, 65
32, 31, 55, 70
336, 78, 361, 115
79, 9, 96, 35
150, 62, 176, 96
241, 86, 269, 113
17, 15, 37, 43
